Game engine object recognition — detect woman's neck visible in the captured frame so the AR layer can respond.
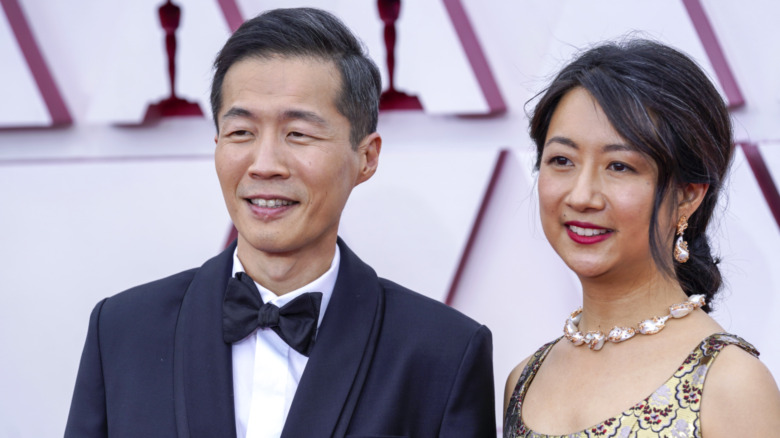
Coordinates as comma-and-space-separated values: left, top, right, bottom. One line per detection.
576, 269, 688, 334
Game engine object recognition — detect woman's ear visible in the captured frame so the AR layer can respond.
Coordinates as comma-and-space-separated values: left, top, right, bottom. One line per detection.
677, 183, 709, 218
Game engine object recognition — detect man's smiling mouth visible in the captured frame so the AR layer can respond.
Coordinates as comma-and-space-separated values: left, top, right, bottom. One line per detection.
248, 199, 296, 208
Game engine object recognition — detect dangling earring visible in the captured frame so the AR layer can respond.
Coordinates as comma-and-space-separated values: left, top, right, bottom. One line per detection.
674, 215, 690, 263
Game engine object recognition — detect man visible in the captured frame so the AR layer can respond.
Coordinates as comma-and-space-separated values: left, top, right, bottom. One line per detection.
65, 8, 495, 438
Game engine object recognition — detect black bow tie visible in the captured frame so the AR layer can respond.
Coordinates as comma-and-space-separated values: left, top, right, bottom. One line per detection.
222, 272, 322, 357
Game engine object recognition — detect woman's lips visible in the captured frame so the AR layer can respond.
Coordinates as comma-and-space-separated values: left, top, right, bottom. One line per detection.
565, 221, 612, 244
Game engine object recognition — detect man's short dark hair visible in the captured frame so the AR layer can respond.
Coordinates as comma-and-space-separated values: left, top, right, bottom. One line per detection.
210, 7, 382, 148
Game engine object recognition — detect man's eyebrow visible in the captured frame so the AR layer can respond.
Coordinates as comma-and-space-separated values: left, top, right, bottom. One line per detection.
221, 106, 253, 120
221, 107, 328, 127
281, 109, 328, 127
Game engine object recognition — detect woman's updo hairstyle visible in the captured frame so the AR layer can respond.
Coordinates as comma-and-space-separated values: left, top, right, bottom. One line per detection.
529, 39, 734, 311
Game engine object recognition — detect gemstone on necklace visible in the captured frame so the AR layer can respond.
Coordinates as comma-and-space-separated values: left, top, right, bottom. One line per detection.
638, 315, 669, 335
564, 319, 578, 337
688, 294, 706, 308
584, 331, 606, 350
607, 326, 636, 343
669, 302, 694, 318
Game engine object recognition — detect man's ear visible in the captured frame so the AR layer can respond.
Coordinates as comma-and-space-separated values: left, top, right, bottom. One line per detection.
355, 132, 381, 186
677, 182, 709, 219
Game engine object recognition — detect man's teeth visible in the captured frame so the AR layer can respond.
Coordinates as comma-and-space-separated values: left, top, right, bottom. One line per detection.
250, 199, 293, 208
569, 225, 609, 237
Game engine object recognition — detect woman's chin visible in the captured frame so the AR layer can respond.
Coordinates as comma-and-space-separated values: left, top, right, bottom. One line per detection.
563, 259, 612, 280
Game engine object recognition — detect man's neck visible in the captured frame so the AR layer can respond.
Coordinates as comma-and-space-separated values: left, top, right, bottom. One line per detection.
235, 238, 338, 296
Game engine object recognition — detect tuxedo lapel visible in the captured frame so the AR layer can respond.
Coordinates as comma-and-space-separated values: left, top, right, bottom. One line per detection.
282, 239, 385, 438
174, 243, 237, 438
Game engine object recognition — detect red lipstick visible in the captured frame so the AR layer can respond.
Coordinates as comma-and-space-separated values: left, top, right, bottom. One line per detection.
565, 221, 612, 244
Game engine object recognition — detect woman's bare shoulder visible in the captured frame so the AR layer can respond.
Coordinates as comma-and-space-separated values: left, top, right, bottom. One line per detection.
701, 343, 780, 437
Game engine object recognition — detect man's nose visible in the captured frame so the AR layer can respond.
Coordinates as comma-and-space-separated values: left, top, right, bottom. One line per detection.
247, 134, 290, 179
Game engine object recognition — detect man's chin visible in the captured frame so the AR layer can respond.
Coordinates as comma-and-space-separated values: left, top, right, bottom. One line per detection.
238, 235, 286, 252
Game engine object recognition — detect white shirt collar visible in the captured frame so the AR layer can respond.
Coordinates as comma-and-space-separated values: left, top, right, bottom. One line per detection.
231, 245, 340, 329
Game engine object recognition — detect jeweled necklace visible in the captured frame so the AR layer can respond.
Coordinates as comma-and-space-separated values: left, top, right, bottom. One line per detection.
563, 294, 706, 351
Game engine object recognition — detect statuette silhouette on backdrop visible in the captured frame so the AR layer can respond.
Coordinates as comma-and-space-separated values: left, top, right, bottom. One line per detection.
377, 0, 422, 111
143, 0, 203, 122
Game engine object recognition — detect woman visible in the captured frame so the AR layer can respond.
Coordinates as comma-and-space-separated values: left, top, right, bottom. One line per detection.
504, 40, 780, 437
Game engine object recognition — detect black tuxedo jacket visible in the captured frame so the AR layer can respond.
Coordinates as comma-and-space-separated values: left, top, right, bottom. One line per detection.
65, 239, 495, 437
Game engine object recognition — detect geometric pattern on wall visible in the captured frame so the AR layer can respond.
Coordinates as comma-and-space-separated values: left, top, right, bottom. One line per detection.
0, 0, 70, 128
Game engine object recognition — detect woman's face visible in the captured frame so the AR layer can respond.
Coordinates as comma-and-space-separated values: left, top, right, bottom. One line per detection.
538, 87, 669, 281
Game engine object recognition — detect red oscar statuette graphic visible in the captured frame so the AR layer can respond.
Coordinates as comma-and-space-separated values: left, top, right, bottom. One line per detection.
144, 0, 203, 122
378, 0, 422, 111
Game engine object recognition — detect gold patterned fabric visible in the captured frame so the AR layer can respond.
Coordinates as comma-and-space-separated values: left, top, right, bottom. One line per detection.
504, 333, 759, 438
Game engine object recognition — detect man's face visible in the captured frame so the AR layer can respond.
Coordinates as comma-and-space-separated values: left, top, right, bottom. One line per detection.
215, 56, 379, 262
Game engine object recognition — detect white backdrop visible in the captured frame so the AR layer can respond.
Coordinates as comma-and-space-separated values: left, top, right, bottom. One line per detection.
1, 1, 779, 436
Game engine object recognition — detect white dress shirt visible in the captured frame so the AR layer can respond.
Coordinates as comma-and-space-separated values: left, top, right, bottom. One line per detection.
231, 246, 339, 438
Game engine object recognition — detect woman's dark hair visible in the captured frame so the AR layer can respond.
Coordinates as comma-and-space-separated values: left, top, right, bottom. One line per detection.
210, 8, 381, 148
529, 39, 734, 311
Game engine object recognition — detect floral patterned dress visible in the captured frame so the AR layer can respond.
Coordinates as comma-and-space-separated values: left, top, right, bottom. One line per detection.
504, 333, 759, 437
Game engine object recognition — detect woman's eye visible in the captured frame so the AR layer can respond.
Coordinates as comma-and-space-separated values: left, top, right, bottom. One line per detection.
608, 162, 633, 172
549, 156, 571, 166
